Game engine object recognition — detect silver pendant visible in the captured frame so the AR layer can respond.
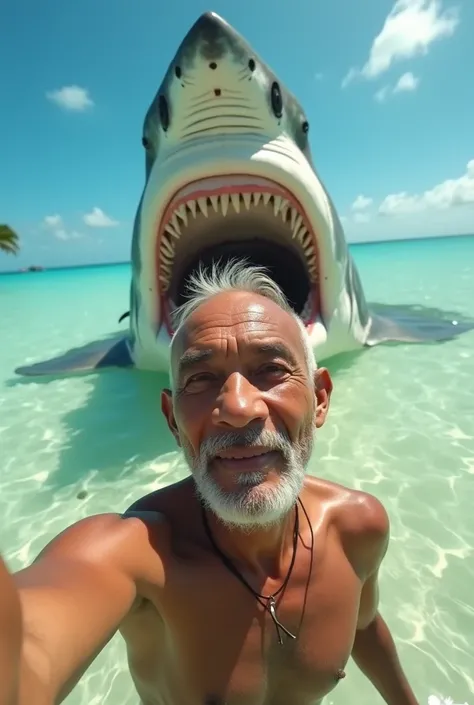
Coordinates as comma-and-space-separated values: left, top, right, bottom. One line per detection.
268, 596, 296, 645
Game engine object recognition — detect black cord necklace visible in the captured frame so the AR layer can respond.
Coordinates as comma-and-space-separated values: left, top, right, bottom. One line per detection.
201, 499, 302, 645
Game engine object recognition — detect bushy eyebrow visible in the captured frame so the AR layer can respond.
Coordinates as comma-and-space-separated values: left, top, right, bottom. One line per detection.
177, 341, 298, 379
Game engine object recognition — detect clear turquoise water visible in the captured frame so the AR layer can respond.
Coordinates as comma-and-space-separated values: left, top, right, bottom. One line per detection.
1, 236, 474, 705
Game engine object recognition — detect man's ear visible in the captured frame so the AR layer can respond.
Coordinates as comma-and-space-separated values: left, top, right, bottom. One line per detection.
161, 389, 181, 447
313, 367, 333, 429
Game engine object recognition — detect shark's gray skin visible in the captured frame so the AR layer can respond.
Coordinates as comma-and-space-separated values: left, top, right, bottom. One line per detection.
15, 12, 474, 377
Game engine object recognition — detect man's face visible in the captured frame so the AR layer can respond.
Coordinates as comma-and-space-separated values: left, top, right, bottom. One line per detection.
162, 291, 332, 529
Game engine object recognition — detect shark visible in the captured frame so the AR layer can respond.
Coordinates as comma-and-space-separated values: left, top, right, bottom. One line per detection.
15, 11, 474, 378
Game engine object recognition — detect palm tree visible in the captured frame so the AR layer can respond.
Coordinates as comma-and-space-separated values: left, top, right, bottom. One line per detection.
0, 224, 20, 255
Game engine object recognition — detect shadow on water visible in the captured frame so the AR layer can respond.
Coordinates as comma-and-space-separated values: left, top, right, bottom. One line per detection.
7, 368, 178, 492
5, 350, 366, 493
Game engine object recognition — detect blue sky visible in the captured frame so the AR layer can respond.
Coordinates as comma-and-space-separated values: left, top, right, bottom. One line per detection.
1, 0, 473, 271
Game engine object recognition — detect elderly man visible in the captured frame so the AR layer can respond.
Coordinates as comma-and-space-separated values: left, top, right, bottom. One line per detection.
1, 260, 418, 705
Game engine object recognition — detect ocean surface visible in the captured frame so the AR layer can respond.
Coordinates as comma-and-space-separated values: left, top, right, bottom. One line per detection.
1, 236, 474, 705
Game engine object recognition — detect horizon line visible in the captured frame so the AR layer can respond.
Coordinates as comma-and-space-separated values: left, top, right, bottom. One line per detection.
1, 231, 473, 276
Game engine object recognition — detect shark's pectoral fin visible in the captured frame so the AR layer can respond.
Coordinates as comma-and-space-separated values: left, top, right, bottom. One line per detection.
14, 333, 134, 377
366, 303, 474, 347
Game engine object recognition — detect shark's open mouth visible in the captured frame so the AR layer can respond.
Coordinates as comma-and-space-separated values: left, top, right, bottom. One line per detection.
156, 175, 320, 333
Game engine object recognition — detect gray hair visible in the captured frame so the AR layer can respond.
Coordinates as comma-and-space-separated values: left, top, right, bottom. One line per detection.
171, 258, 316, 378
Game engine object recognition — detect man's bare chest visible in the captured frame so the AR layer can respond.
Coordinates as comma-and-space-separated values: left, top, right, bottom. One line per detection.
129, 543, 362, 705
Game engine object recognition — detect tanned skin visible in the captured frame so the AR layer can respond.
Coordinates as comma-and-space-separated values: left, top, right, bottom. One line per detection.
0, 290, 418, 705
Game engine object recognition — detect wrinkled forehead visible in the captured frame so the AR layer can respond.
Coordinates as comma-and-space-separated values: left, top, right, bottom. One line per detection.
170, 292, 304, 377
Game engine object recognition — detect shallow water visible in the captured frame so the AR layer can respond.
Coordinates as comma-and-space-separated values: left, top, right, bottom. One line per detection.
1, 236, 473, 705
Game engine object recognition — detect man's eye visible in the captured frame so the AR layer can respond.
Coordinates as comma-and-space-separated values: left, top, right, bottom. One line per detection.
258, 363, 290, 377
184, 372, 215, 390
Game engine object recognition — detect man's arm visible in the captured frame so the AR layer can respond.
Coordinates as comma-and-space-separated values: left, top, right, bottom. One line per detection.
349, 494, 419, 705
0, 512, 160, 705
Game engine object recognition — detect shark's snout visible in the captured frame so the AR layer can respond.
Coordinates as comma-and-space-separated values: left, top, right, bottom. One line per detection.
142, 11, 292, 149
177, 11, 241, 63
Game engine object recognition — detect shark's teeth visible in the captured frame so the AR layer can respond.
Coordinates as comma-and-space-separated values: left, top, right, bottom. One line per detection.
158, 190, 319, 293
210, 195, 219, 213
197, 198, 208, 217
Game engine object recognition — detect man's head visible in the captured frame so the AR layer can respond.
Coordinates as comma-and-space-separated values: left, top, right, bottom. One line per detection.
161, 259, 332, 530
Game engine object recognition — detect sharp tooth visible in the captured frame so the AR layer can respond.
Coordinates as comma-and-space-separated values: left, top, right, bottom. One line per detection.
302, 232, 312, 249
164, 224, 179, 239
176, 204, 188, 226
273, 195, 282, 216
307, 255, 317, 267
187, 200, 197, 218
253, 192, 262, 206
297, 226, 307, 244
280, 199, 289, 221
308, 266, 317, 281
263, 192, 272, 206
290, 208, 298, 229
160, 249, 173, 264
220, 193, 229, 216
304, 245, 314, 257
159, 275, 170, 288
230, 193, 240, 213
242, 192, 252, 210
171, 214, 181, 235
160, 236, 174, 256
161, 262, 172, 274
210, 195, 219, 213
197, 198, 208, 217
292, 214, 303, 238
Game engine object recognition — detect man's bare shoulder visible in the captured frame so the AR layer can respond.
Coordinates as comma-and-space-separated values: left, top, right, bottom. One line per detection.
304, 476, 389, 578
33, 511, 170, 584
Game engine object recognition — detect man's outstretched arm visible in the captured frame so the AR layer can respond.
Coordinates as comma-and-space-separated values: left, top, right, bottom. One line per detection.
350, 495, 419, 705
0, 513, 154, 705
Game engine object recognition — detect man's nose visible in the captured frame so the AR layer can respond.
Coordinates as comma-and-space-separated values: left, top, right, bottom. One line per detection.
212, 373, 269, 428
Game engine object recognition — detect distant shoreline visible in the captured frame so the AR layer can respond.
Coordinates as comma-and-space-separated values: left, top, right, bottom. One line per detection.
1, 231, 473, 276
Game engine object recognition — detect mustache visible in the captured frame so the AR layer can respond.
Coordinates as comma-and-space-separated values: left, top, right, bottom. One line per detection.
199, 427, 293, 462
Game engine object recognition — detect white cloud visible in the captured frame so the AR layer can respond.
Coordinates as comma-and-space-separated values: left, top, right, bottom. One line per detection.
46, 85, 94, 112
83, 207, 119, 228
394, 71, 420, 92
342, 0, 459, 87
353, 212, 371, 224
43, 214, 63, 228
42, 214, 82, 241
379, 159, 474, 215
352, 195, 373, 211
375, 71, 420, 101
375, 86, 390, 102
341, 159, 474, 241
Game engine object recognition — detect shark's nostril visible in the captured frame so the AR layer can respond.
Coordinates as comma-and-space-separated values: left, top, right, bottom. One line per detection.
209, 62, 217, 70
214, 89, 221, 97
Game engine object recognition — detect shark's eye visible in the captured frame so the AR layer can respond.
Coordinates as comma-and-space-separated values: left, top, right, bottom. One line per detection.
159, 95, 170, 131
270, 81, 283, 118
248, 58, 256, 72
175, 66, 182, 79
141, 136, 151, 149
302, 121, 309, 134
